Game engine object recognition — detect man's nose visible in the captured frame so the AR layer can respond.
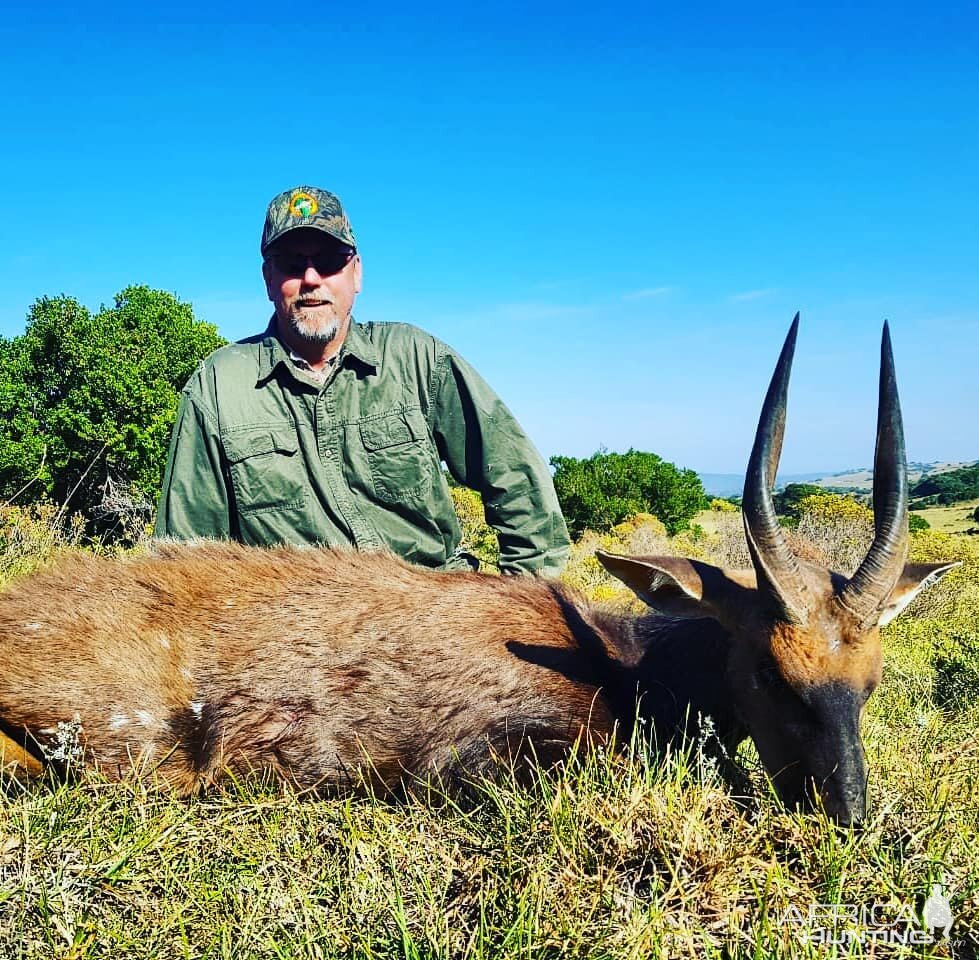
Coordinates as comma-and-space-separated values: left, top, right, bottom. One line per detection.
301, 261, 323, 285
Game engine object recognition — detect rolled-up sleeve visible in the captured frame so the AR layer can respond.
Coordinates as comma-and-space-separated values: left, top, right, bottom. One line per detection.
430, 346, 570, 577
154, 393, 232, 541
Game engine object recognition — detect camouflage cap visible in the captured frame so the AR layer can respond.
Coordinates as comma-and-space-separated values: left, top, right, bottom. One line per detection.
261, 186, 357, 255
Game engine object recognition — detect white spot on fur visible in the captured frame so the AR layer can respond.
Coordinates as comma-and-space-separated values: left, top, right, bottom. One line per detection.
24, 622, 42, 631
189, 700, 204, 718
224, 599, 235, 607
108, 713, 129, 730
180, 668, 194, 681
135, 710, 157, 728
159, 635, 171, 650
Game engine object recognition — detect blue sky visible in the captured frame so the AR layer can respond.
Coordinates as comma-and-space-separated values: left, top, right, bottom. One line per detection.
1, 2, 976, 475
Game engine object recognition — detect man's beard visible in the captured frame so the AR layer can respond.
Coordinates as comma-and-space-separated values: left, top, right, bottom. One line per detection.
288, 304, 345, 344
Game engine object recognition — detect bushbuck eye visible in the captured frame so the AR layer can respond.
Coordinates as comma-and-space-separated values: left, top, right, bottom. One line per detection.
756, 658, 782, 689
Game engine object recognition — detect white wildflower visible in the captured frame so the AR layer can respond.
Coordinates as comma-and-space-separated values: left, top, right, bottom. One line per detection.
44, 715, 85, 765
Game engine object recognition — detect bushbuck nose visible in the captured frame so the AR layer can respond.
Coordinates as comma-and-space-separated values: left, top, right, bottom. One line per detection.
815, 767, 868, 825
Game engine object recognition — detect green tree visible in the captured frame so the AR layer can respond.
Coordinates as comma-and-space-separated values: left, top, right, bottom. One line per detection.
549, 449, 708, 538
0, 287, 225, 539
772, 483, 825, 520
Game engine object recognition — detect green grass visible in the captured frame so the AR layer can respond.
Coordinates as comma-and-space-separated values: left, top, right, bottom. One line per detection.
1, 511, 978, 958
911, 499, 979, 535
2, 713, 977, 958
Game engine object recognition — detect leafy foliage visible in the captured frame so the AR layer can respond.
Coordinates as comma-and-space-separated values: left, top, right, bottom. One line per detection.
0, 287, 225, 539
910, 462, 979, 505
908, 513, 931, 532
793, 493, 874, 574
772, 483, 825, 520
796, 492, 874, 526
448, 485, 500, 570
549, 449, 707, 537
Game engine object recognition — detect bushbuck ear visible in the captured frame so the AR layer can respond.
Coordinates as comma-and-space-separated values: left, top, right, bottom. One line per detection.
877, 562, 960, 626
594, 551, 728, 619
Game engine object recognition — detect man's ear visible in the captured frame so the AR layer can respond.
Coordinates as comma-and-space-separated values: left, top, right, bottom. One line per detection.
594, 551, 750, 620
352, 254, 363, 294
262, 259, 276, 302
878, 561, 960, 626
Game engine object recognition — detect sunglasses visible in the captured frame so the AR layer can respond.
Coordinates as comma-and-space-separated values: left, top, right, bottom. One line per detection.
266, 246, 355, 278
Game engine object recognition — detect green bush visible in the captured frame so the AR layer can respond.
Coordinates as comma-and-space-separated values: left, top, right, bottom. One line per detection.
549, 449, 707, 537
909, 513, 931, 532
793, 493, 874, 574
449, 485, 500, 570
0, 287, 224, 541
772, 483, 825, 520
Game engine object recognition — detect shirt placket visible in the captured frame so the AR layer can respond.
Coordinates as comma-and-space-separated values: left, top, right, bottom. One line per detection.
317, 369, 381, 551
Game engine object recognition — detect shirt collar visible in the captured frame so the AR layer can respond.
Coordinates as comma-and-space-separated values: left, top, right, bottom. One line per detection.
257, 316, 379, 385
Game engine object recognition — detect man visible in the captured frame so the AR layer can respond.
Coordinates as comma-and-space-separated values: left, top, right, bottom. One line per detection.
155, 185, 570, 576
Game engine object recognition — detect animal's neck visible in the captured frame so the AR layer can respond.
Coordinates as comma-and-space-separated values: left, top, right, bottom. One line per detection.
557, 593, 747, 752
623, 612, 746, 752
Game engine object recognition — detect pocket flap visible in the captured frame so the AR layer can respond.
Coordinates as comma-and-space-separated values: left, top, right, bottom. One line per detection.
224, 431, 298, 464
360, 413, 419, 451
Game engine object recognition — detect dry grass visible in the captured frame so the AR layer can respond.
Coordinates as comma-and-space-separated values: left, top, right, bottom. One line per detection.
0, 502, 86, 586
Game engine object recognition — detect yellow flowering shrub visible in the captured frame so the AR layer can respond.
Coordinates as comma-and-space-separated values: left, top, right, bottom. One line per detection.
449, 485, 500, 571
0, 502, 86, 585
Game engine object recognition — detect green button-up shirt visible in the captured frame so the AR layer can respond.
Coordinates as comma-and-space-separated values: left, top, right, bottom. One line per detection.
154, 319, 570, 576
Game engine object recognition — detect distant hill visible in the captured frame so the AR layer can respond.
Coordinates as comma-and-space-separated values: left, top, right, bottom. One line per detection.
910, 462, 979, 505
698, 472, 825, 498
813, 460, 978, 492
698, 461, 977, 499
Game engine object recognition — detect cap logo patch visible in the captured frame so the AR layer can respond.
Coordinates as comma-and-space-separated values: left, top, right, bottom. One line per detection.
288, 191, 318, 218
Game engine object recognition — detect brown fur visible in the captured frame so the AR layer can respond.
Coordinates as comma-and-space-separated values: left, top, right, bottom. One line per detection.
0, 542, 621, 794
768, 620, 882, 690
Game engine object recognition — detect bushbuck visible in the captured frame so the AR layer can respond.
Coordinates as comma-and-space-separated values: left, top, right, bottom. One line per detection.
0, 318, 955, 823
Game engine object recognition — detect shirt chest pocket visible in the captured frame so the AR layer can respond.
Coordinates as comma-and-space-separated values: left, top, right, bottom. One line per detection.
359, 410, 435, 505
224, 430, 307, 514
